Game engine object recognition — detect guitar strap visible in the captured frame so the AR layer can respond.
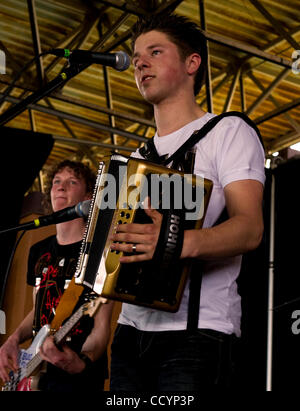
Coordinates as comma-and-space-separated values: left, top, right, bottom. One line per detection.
50, 277, 85, 331
139, 111, 264, 331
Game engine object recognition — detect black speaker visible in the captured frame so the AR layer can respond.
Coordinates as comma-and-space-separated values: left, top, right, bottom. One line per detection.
0, 127, 53, 306
232, 169, 271, 390
271, 157, 300, 390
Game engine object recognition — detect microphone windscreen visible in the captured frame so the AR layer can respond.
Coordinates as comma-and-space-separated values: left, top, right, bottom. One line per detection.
76, 200, 91, 217
115, 51, 130, 71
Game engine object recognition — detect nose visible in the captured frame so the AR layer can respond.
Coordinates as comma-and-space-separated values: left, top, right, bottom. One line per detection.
56, 181, 66, 191
135, 54, 150, 70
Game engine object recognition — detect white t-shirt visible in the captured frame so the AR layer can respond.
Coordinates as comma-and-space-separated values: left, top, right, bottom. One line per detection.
117, 112, 266, 336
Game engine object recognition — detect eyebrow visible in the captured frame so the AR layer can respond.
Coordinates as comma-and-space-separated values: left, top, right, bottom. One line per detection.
132, 43, 165, 59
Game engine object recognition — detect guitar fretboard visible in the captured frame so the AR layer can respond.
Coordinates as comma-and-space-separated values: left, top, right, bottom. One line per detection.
25, 305, 85, 378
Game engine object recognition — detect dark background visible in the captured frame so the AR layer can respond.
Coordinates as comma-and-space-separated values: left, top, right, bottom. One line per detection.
0, 126, 53, 308
234, 157, 300, 390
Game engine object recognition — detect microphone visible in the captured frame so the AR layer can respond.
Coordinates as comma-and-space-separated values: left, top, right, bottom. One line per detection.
0, 200, 92, 234
33, 199, 92, 228
49, 49, 130, 71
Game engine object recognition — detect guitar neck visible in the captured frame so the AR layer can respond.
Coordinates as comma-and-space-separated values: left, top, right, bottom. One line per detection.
54, 305, 85, 345
25, 305, 85, 378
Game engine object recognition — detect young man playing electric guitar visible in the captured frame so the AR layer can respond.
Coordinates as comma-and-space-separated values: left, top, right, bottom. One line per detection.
0, 160, 113, 391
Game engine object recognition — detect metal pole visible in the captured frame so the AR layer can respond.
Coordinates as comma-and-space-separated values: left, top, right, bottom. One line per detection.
266, 168, 276, 391
27, 0, 44, 86
199, 0, 213, 113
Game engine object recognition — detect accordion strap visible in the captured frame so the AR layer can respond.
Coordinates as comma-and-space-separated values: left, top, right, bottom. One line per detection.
139, 111, 264, 168
152, 208, 185, 272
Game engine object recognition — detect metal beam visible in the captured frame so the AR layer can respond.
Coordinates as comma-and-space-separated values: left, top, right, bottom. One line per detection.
94, 0, 151, 16
199, 0, 213, 112
0, 93, 148, 144
199, 70, 233, 106
28, 108, 36, 132
207, 25, 300, 93
262, 25, 300, 53
245, 67, 290, 116
203, 30, 293, 68
248, 71, 300, 133
249, 0, 300, 51
99, 21, 117, 146
52, 92, 155, 127
240, 72, 246, 112
27, 0, 44, 86
0, 79, 155, 128
223, 67, 241, 112
266, 130, 300, 154
27, 3, 100, 166
88, 12, 130, 53
53, 134, 135, 152
254, 97, 300, 125
44, 97, 99, 168
155, 0, 184, 14
45, 12, 103, 76
27, 2, 99, 165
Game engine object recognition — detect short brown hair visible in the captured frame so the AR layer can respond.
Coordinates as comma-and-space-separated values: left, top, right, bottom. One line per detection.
131, 13, 207, 96
43, 160, 96, 213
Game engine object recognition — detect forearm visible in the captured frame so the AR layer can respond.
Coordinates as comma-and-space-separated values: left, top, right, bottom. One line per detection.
81, 302, 113, 362
8, 308, 34, 345
182, 215, 264, 260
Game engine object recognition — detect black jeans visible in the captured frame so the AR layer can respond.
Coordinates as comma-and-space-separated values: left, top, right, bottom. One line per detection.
110, 324, 236, 391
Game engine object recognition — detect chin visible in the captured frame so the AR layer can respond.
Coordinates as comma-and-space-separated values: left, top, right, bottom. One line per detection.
143, 93, 163, 105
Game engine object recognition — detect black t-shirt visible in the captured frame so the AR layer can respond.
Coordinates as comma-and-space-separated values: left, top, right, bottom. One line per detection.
27, 235, 107, 391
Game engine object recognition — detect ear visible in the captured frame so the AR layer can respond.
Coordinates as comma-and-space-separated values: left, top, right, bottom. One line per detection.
186, 53, 201, 75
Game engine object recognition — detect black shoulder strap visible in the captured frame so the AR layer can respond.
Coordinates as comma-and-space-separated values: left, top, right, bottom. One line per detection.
139, 137, 163, 163
163, 111, 264, 167
139, 111, 263, 166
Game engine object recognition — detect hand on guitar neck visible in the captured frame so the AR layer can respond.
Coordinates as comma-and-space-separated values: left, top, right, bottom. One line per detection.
1, 296, 106, 391
39, 335, 87, 374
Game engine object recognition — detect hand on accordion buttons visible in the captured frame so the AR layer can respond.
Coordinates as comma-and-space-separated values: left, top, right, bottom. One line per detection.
111, 198, 162, 263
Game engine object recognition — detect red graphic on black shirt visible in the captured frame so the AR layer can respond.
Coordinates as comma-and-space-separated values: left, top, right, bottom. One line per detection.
34, 252, 72, 328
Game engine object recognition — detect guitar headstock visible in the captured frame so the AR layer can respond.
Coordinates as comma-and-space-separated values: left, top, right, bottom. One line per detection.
83, 294, 107, 317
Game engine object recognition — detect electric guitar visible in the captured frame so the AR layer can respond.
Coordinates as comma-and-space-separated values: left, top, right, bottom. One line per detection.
2, 295, 106, 391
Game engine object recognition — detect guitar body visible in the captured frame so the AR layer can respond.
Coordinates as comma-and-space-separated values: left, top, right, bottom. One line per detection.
14, 375, 39, 391
2, 296, 105, 391
3, 325, 50, 391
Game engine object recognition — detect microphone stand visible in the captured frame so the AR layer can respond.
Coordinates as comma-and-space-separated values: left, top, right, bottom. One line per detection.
0, 61, 89, 126
0, 221, 43, 235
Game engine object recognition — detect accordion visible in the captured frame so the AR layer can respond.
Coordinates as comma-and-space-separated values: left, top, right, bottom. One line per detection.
75, 154, 213, 312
